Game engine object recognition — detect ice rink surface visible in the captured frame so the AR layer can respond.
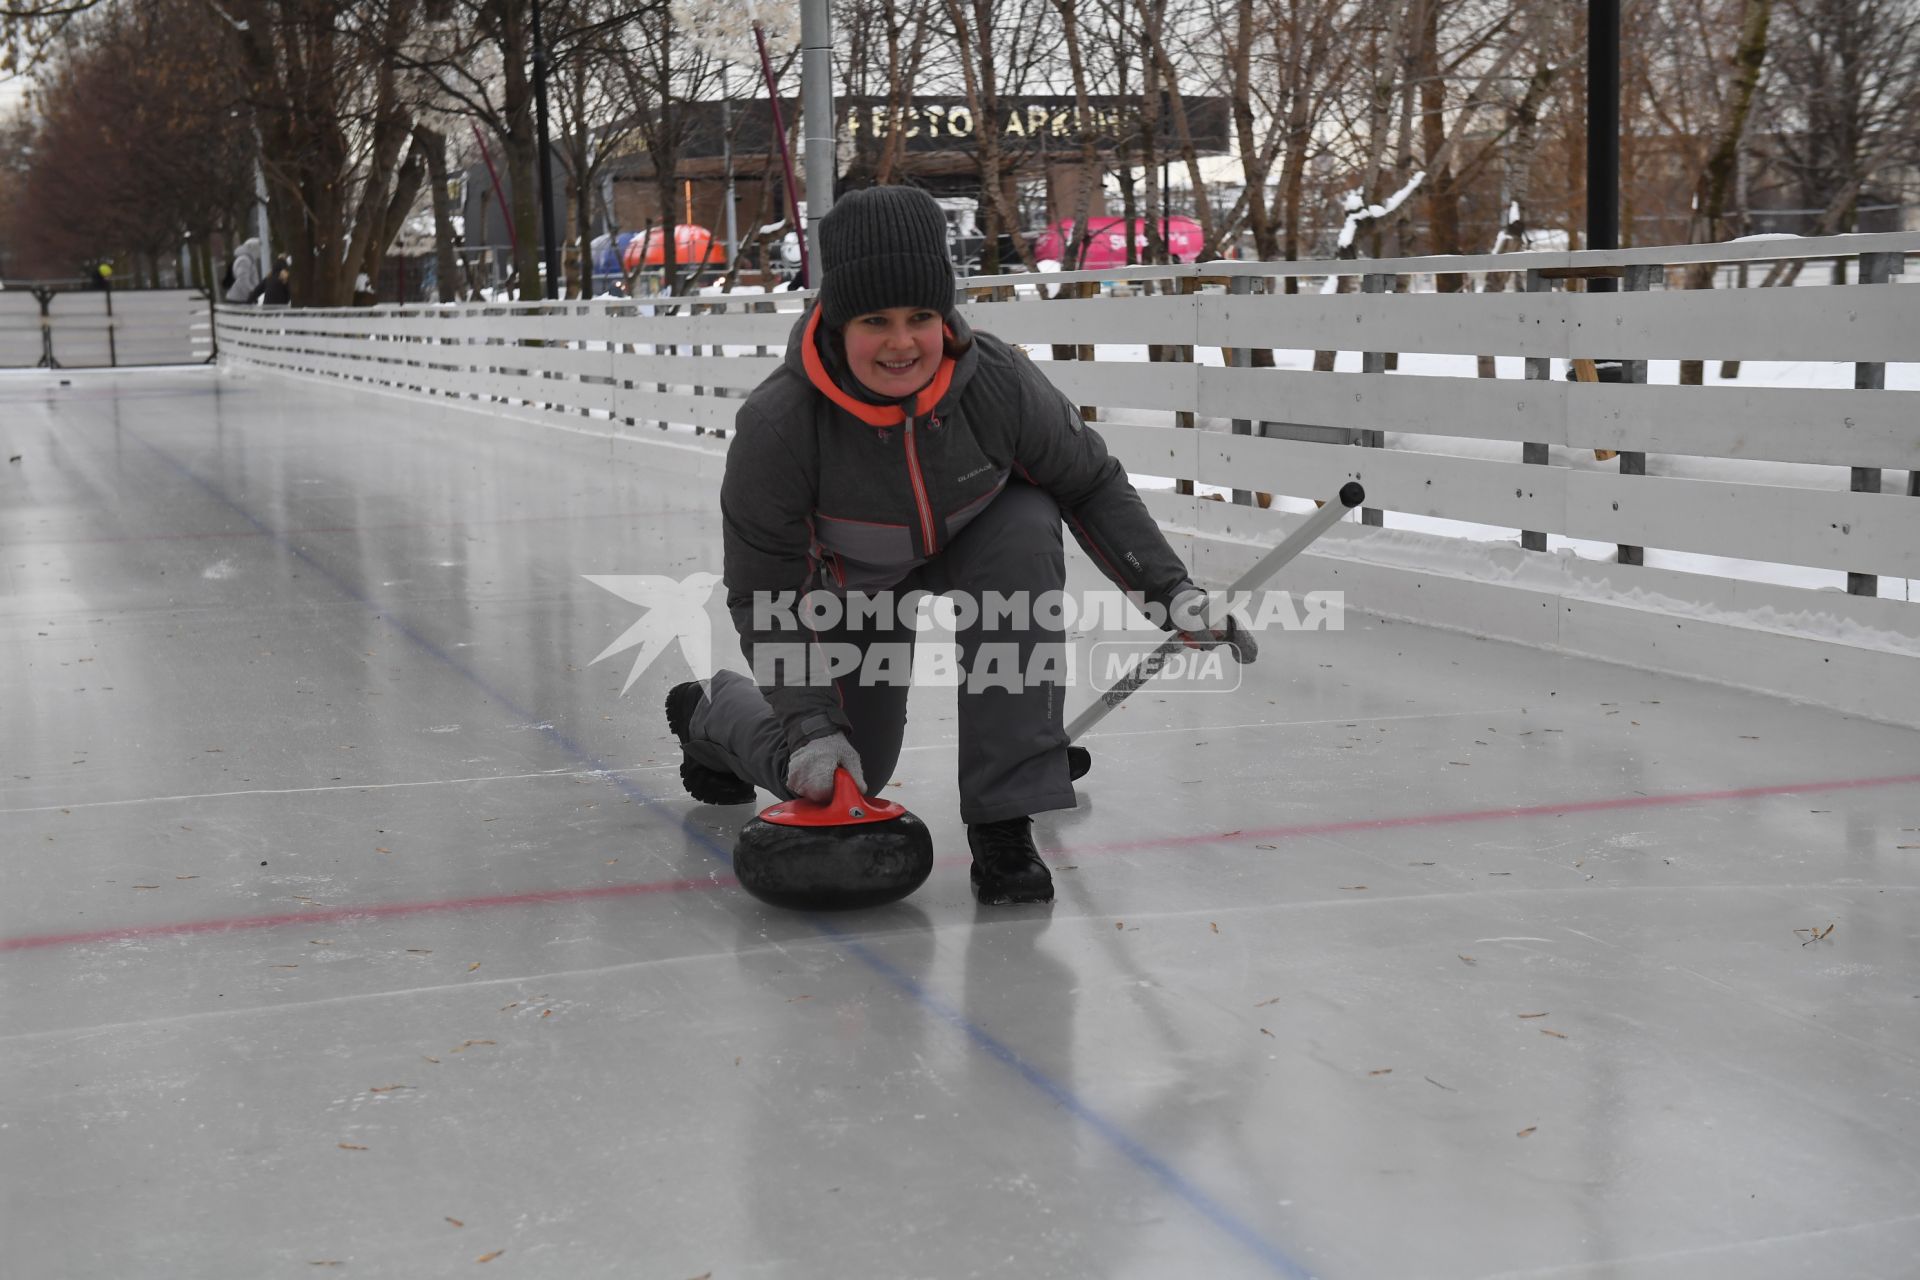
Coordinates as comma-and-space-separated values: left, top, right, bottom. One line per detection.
4, 366, 1918, 1279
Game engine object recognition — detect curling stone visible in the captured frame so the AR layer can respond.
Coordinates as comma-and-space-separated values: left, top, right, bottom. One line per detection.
733, 768, 934, 911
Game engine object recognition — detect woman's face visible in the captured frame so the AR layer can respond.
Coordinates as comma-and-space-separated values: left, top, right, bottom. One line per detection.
842, 306, 943, 399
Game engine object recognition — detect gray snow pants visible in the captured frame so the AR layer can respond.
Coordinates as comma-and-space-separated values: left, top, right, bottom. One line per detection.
685, 482, 1075, 824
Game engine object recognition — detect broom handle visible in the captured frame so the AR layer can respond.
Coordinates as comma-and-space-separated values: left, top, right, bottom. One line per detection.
1066, 482, 1364, 742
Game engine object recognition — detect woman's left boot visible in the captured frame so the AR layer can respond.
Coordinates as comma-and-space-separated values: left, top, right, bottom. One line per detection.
664, 682, 758, 805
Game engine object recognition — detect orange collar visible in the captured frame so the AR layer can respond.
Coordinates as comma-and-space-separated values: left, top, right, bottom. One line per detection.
800, 307, 956, 427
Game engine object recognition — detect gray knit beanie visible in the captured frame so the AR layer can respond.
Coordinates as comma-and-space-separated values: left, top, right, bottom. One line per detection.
817, 186, 956, 330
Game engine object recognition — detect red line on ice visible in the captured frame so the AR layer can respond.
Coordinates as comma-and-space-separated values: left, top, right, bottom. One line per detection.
5, 770, 1917, 953
0, 875, 733, 953
39, 509, 656, 547
1062, 771, 1920, 857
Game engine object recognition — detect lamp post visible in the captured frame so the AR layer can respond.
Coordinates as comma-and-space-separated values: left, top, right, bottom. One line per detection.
799, 0, 834, 285
1587, 0, 1619, 268
722, 66, 739, 274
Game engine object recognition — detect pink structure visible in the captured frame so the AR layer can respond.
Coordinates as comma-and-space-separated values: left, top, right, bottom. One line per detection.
1031, 216, 1218, 268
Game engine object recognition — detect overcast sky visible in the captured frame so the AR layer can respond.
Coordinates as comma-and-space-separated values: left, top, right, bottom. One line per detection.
2, 73, 30, 119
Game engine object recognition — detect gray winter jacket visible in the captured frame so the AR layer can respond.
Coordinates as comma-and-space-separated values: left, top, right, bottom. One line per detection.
227, 245, 261, 303
722, 303, 1194, 750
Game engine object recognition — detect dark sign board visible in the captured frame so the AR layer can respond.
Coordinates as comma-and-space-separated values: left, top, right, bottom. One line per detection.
840, 96, 1232, 156
652, 96, 1231, 161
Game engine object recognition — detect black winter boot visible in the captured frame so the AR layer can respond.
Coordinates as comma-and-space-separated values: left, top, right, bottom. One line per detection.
967, 816, 1054, 905
1068, 745, 1091, 781
664, 682, 757, 805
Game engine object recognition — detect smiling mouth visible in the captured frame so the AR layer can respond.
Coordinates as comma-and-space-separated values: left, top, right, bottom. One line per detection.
876, 358, 918, 372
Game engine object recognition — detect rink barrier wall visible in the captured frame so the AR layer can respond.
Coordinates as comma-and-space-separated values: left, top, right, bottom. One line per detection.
1, 284, 215, 368
214, 232, 1920, 728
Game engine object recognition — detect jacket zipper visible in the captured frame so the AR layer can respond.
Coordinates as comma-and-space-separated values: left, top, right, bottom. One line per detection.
903, 414, 938, 555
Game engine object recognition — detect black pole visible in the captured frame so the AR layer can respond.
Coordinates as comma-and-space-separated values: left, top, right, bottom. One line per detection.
33, 286, 60, 369
530, 0, 563, 299
1587, 0, 1620, 280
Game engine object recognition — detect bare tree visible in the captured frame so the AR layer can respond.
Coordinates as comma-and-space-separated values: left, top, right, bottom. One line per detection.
837, 0, 937, 187
546, 0, 641, 294
5, 0, 254, 283
1133, 0, 1228, 251
603, 0, 729, 293
392, 0, 558, 297
943, 0, 1051, 271
1627, 0, 1775, 383
412, 122, 462, 299
1048, 0, 1104, 269
1266, 0, 1358, 274
1762, 0, 1920, 236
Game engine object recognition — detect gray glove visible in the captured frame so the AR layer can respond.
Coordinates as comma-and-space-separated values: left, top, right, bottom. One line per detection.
785, 732, 867, 802
1169, 588, 1258, 665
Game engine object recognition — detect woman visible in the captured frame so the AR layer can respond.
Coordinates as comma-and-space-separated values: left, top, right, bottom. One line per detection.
667, 185, 1252, 905
226, 239, 261, 304
253, 258, 292, 307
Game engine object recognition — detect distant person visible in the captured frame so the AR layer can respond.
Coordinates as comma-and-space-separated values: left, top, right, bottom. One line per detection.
253, 258, 292, 307
90, 261, 113, 291
353, 270, 377, 307
227, 239, 261, 304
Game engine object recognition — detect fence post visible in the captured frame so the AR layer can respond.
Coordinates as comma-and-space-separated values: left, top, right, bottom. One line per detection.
1357, 272, 1392, 527
1173, 273, 1198, 496
1076, 278, 1098, 422
691, 297, 708, 435
1613, 263, 1655, 567
655, 293, 673, 431
1850, 251, 1902, 595
32, 286, 61, 369
1520, 268, 1552, 552
1228, 274, 1255, 507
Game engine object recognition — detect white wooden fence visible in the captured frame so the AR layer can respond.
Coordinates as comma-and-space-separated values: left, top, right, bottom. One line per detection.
215, 232, 1920, 726
2, 285, 215, 368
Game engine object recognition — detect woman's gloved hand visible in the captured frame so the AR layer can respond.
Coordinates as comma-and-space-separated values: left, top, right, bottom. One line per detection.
1169, 588, 1258, 664
785, 732, 867, 802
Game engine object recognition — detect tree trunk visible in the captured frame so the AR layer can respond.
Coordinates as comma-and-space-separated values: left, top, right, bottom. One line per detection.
1231, 0, 1276, 261
1137, 14, 1167, 265
365, 141, 426, 296
500, 0, 544, 298
1417, 0, 1461, 284
572, 70, 594, 299
1277, 82, 1311, 292
1051, 0, 1101, 363
415, 127, 460, 302
340, 0, 418, 304
1052, 0, 1102, 272
1136, 0, 1216, 252
946, 0, 1036, 272
1681, 0, 1773, 385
